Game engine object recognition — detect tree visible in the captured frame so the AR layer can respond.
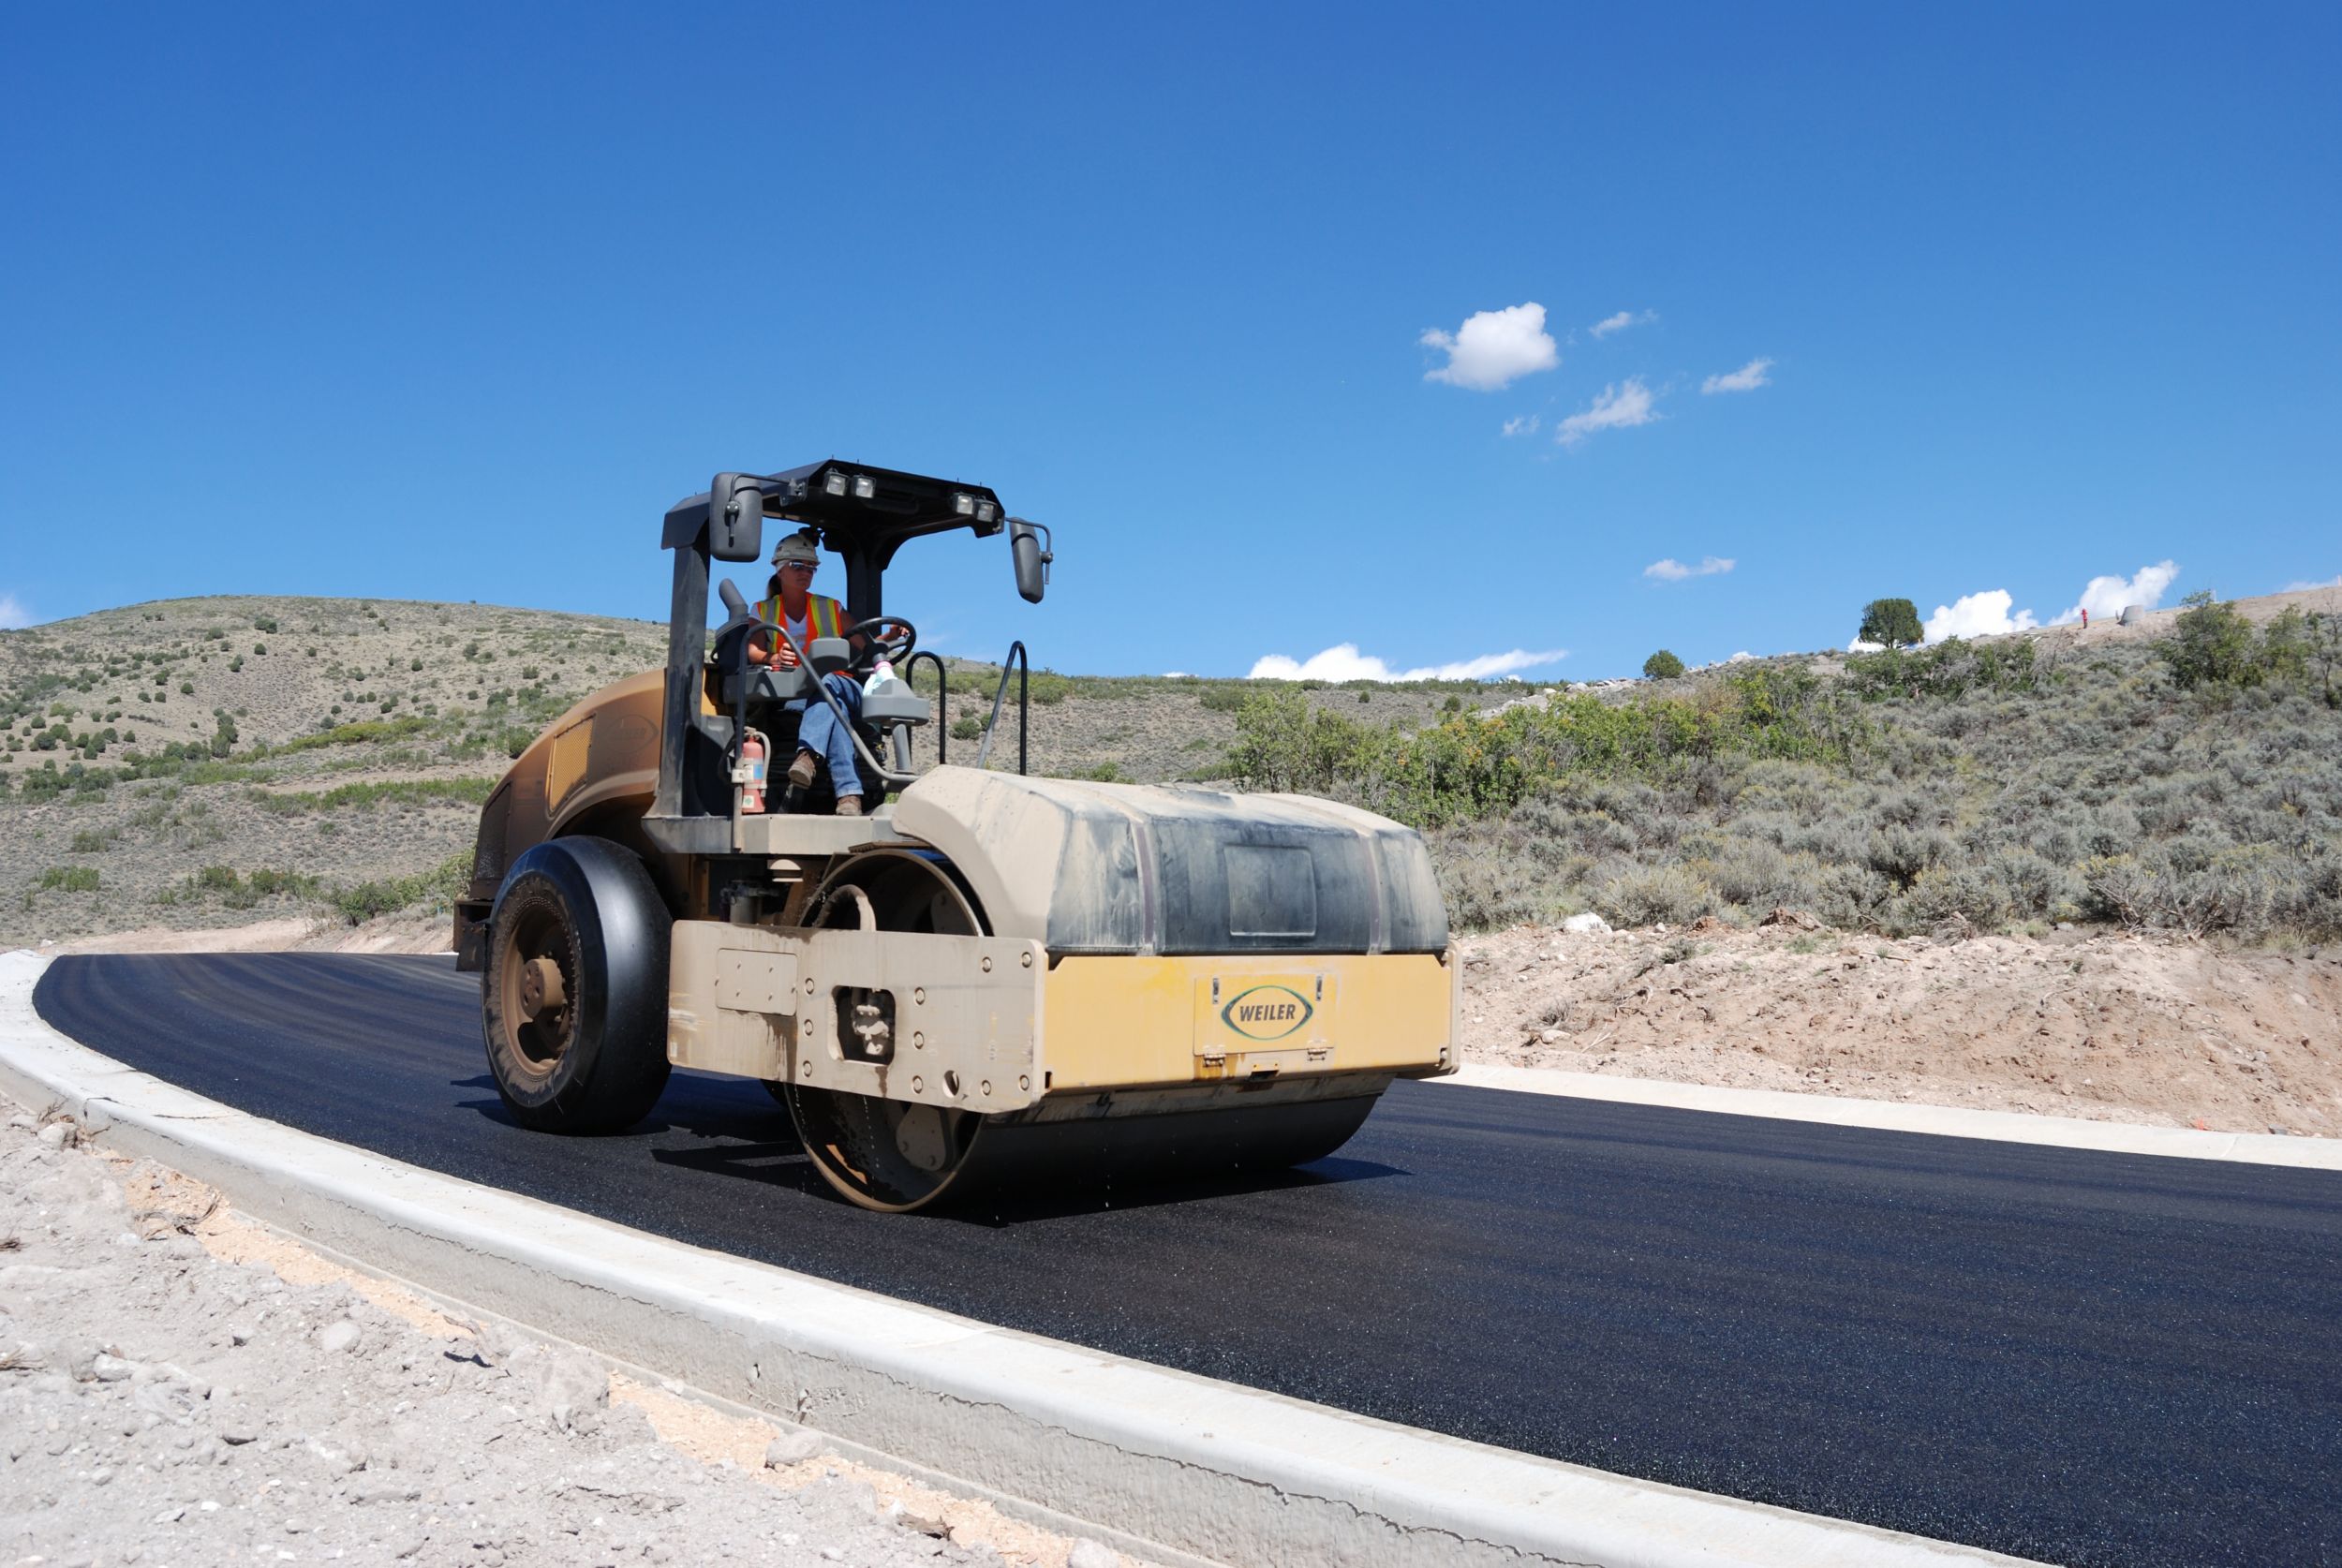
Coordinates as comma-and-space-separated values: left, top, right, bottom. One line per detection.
1642, 649, 1685, 680
1859, 598, 1923, 648
2158, 590, 2257, 688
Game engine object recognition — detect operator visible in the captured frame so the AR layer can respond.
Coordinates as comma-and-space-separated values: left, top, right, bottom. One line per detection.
749, 529, 867, 817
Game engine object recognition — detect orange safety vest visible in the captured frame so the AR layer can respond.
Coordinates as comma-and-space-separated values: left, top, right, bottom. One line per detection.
757, 591, 846, 654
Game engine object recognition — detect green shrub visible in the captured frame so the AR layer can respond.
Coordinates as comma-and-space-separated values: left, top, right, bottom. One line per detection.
949, 713, 984, 742
332, 851, 470, 924
36, 866, 100, 893
1198, 685, 1249, 713
1642, 649, 1686, 681
2158, 593, 2259, 688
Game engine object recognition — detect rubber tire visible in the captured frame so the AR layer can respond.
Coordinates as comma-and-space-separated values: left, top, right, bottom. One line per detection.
482, 836, 672, 1133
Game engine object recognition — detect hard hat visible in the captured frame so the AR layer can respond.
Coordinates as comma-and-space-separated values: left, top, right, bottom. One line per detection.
770, 529, 820, 567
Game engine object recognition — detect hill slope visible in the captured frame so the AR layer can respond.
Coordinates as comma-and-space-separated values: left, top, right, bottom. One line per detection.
2, 587, 2337, 950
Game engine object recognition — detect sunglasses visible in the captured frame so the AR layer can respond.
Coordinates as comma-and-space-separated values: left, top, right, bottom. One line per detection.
779, 560, 818, 572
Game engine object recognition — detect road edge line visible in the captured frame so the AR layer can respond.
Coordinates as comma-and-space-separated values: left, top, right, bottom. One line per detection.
1438, 1062, 2342, 1170
0, 951, 2037, 1568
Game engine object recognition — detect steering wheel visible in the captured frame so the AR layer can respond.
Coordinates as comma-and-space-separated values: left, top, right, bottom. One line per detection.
851, 615, 917, 672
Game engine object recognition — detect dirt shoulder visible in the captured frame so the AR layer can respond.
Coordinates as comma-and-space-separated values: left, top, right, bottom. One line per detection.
0, 1104, 1144, 1568
1459, 920, 2342, 1136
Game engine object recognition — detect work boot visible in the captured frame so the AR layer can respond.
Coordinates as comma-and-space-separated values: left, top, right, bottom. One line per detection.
780, 749, 819, 811
834, 793, 865, 818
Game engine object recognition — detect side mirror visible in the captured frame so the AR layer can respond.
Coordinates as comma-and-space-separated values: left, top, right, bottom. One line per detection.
709, 475, 764, 563
1009, 519, 1053, 604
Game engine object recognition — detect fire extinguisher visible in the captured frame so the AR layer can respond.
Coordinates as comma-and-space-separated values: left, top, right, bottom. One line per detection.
737, 728, 770, 815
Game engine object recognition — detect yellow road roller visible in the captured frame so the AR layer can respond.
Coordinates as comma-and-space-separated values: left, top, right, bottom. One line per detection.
453, 463, 1457, 1210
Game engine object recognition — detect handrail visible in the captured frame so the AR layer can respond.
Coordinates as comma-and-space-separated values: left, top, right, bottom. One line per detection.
904, 650, 948, 766
971, 640, 1029, 776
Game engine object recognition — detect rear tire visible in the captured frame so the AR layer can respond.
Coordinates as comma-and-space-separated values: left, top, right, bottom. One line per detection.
482, 837, 672, 1132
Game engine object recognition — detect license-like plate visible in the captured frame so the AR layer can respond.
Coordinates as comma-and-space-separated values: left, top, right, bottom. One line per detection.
1194, 973, 1334, 1056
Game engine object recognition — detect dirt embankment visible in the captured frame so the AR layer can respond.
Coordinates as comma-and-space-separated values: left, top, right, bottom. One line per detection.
1459, 920, 2342, 1135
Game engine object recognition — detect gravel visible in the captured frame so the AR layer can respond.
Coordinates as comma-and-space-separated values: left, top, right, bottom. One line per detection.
0, 1100, 1140, 1568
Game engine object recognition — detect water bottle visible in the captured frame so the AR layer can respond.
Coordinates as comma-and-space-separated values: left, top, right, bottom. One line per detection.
863, 658, 901, 699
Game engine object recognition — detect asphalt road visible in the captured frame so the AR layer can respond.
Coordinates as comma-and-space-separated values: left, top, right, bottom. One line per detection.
32, 953, 2342, 1568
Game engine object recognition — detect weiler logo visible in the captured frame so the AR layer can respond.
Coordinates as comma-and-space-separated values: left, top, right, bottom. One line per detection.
1219, 984, 1314, 1043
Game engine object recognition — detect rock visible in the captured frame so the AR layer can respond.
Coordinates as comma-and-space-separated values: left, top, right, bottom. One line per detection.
1688, 915, 1727, 934
319, 1320, 362, 1354
1068, 1542, 1120, 1568
1562, 912, 1611, 935
1758, 907, 1822, 931
90, 1353, 139, 1382
38, 1122, 72, 1149
764, 1428, 826, 1467
891, 1504, 952, 1539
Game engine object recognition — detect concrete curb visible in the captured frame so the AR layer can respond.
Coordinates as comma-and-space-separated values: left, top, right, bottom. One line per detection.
1443, 1063, 2342, 1171
0, 952, 2036, 1568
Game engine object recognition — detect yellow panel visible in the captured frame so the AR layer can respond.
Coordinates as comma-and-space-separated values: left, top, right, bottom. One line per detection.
544, 719, 592, 814
1042, 952, 1453, 1092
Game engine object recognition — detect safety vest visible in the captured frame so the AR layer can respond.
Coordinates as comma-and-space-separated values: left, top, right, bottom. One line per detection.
757, 592, 845, 650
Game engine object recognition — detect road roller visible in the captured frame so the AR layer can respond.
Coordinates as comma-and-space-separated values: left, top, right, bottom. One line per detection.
452, 462, 1457, 1211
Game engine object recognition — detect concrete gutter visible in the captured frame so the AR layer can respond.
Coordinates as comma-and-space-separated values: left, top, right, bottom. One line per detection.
0, 951, 2038, 1568
1445, 1062, 2342, 1172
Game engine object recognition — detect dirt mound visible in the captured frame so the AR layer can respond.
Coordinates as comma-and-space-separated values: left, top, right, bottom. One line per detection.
1460, 923, 2342, 1136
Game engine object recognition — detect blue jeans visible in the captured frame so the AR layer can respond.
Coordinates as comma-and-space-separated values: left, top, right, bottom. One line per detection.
790, 674, 865, 800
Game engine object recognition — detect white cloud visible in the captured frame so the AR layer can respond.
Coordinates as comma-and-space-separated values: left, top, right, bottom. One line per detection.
1847, 637, 1886, 653
1501, 413, 1541, 437
1701, 358, 1774, 394
1644, 555, 1735, 582
1590, 309, 1656, 338
0, 594, 30, 630
1555, 378, 1659, 447
1726, 650, 1755, 663
2283, 574, 2342, 592
1923, 589, 2038, 643
2051, 560, 2179, 626
1249, 643, 1567, 683
1420, 303, 1559, 392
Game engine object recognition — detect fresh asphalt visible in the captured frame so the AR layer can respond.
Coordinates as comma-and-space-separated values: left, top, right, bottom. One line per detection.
32, 954, 2342, 1568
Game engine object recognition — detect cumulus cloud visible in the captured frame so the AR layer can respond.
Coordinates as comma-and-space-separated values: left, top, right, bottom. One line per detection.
2284, 574, 2342, 592
1590, 309, 1656, 338
1701, 358, 1774, 394
1727, 650, 1755, 663
0, 594, 30, 630
1644, 555, 1735, 582
2051, 560, 2179, 626
1420, 303, 1559, 392
1554, 378, 1659, 447
1923, 589, 2038, 643
1501, 413, 1541, 437
1847, 637, 1886, 653
1249, 643, 1567, 683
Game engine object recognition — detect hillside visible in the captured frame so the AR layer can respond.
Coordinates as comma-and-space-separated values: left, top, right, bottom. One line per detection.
0, 594, 1485, 947
2, 586, 2337, 952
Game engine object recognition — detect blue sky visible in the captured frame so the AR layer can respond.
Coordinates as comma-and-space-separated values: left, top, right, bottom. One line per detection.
3, 4, 2336, 680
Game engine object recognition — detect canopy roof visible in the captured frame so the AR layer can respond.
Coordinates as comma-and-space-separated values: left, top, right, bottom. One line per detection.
663, 459, 1006, 568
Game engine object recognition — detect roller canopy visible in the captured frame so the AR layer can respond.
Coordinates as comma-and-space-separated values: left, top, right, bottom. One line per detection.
892, 767, 1449, 956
